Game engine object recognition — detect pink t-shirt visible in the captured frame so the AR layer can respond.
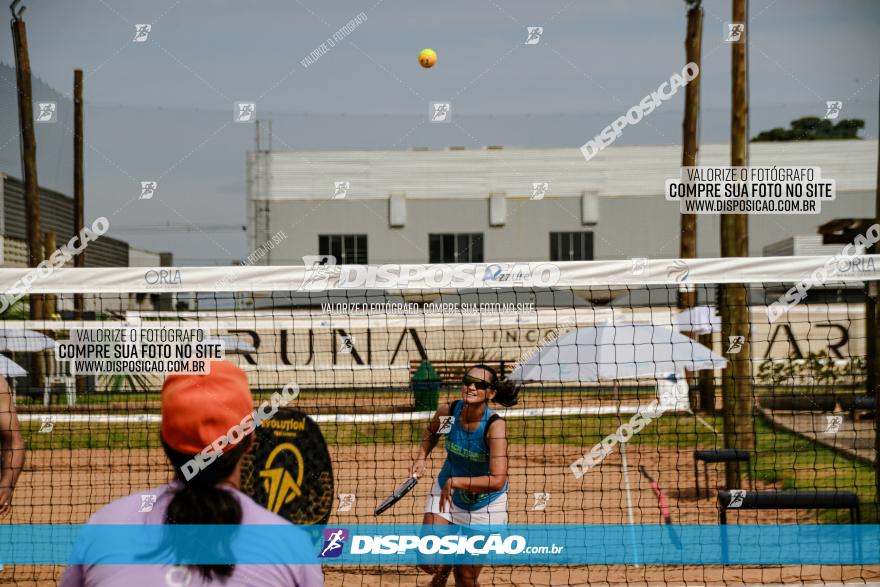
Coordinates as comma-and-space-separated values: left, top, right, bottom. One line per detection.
59, 482, 323, 587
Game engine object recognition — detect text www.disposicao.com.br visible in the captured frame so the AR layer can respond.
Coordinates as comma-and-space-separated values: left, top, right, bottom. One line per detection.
682, 199, 817, 213
73, 360, 208, 374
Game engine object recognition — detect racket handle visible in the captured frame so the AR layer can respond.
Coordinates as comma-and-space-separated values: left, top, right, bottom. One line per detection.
651, 482, 671, 518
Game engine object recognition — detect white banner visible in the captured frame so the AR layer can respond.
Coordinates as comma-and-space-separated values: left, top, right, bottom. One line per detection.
0, 256, 877, 293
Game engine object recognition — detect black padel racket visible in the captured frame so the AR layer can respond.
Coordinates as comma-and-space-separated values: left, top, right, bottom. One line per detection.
242, 408, 334, 525
375, 476, 418, 515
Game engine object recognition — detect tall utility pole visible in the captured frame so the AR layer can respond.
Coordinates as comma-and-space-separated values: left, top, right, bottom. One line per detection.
74, 68, 87, 397
679, 0, 702, 303
10, 1, 44, 320
720, 0, 755, 489
872, 68, 880, 513
42, 231, 55, 316
74, 70, 84, 314
680, 0, 711, 411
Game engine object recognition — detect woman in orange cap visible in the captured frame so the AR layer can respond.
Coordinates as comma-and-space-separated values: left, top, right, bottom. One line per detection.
60, 361, 323, 586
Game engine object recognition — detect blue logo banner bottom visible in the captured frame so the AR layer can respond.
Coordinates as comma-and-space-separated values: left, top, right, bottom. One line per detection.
0, 524, 877, 566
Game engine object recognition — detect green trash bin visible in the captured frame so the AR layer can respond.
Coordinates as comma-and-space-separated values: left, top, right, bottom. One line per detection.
412, 360, 441, 411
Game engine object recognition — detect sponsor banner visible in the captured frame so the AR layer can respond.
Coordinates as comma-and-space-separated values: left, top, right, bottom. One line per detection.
5, 256, 879, 293
3, 524, 878, 565
7, 302, 870, 391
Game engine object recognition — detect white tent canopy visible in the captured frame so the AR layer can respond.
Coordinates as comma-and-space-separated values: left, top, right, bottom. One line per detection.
509, 324, 727, 383
0, 329, 56, 353
0, 355, 27, 378
674, 306, 720, 335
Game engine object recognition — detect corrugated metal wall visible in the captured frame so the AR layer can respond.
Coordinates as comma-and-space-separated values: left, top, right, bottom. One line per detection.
246, 141, 877, 263
2, 175, 128, 267
763, 235, 872, 257
248, 140, 878, 201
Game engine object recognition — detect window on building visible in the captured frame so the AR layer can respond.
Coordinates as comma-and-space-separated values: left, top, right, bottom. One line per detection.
429, 233, 483, 263
319, 234, 368, 264
550, 231, 594, 261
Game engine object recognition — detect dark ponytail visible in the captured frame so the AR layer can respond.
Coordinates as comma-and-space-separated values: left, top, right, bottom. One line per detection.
492, 377, 520, 407
161, 437, 251, 581
471, 363, 521, 407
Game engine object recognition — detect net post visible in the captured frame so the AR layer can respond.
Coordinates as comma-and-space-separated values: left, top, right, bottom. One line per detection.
679, 0, 703, 410
720, 0, 754, 491
873, 78, 880, 517
697, 331, 716, 413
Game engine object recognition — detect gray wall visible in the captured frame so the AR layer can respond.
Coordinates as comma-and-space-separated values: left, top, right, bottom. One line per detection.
254, 190, 877, 265
599, 190, 876, 260
2, 175, 129, 267
255, 197, 586, 264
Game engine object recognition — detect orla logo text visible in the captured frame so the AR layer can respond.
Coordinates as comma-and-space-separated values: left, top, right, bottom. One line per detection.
144, 269, 182, 286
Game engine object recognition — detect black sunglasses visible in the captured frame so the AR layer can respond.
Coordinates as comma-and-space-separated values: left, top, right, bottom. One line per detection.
462, 375, 492, 390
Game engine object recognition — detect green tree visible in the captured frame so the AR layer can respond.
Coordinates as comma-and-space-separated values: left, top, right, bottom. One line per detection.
752, 117, 864, 142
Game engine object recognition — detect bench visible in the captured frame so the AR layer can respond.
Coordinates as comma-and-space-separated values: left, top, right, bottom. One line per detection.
409, 359, 508, 385
694, 449, 753, 498
717, 490, 860, 524
838, 395, 876, 421
15, 381, 77, 407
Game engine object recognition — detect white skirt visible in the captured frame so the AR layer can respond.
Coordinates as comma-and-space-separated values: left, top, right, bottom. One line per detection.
424, 480, 508, 526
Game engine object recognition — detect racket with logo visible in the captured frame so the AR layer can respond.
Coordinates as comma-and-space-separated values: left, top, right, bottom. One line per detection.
241, 408, 334, 525
375, 476, 418, 515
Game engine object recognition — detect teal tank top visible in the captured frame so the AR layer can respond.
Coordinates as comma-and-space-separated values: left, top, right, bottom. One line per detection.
437, 401, 507, 511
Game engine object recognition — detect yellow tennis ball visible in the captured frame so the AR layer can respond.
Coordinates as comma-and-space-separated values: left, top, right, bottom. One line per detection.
419, 48, 437, 68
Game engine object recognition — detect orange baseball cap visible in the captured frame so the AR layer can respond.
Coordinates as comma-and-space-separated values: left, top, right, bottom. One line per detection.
161, 360, 254, 455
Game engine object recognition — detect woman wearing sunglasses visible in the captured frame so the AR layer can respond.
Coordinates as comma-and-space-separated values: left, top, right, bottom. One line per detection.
411, 363, 520, 586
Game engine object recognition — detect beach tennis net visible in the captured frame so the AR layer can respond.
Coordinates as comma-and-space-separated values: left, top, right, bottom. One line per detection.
1, 256, 878, 585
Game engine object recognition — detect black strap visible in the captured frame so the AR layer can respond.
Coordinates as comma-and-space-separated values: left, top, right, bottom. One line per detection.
441, 400, 501, 446
484, 414, 501, 446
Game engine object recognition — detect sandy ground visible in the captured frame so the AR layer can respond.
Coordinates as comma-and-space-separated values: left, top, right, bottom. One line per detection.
760, 408, 876, 464
1, 443, 877, 586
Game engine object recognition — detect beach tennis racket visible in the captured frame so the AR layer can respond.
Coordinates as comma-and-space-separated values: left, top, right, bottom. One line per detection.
639, 465, 672, 523
241, 408, 334, 525
639, 465, 682, 548
375, 476, 418, 515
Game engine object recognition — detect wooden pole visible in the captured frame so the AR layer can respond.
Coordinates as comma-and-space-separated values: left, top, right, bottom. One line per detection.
872, 66, 880, 513
34, 229, 57, 393
43, 231, 56, 317
679, 1, 705, 409
73, 68, 87, 397
698, 331, 715, 411
869, 286, 877, 400
869, 269, 878, 511
679, 2, 702, 293
868, 283, 877, 399
721, 0, 755, 490
74, 69, 84, 313
11, 14, 44, 320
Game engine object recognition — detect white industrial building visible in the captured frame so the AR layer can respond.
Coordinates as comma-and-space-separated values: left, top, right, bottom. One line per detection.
246, 140, 877, 265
